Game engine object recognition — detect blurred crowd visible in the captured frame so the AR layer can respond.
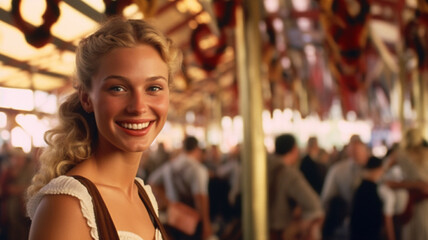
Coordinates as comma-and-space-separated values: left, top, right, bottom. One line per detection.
0, 145, 39, 240
2, 127, 428, 240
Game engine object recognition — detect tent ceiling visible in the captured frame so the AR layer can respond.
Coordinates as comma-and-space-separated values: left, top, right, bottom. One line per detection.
0, 0, 420, 122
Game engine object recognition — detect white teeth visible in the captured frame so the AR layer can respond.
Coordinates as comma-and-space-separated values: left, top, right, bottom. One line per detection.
120, 122, 150, 130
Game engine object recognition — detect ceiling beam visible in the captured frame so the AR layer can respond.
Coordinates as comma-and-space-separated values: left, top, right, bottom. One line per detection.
0, 107, 55, 117
63, 0, 105, 23
0, 53, 69, 80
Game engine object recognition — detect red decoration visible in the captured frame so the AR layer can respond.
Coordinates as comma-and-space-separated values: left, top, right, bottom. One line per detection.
190, 0, 240, 72
191, 24, 227, 72
321, 0, 371, 99
213, 0, 239, 28
11, 0, 60, 48
339, 76, 357, 113
329, 0, 370, 66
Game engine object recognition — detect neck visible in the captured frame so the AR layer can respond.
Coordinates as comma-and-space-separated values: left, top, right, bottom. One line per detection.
96, 149, 142, 181
186, 150, 200, 162
282, 154, 294, 166
69, 146, 143, 196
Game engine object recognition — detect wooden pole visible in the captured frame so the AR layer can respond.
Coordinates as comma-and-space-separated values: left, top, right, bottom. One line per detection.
235, 2, 268, 240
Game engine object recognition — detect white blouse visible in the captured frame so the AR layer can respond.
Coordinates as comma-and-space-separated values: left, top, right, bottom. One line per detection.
27, 175, 162, 240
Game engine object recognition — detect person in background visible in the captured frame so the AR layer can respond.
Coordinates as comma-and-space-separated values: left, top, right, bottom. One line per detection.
387, 128, 428, 240
328, 146, 340, 167
149, 136, 213, 240
204, 145, 223, 177
317, 148, 330, 182
0, 144, 9, 240
350, 156, 385, 240
26, 17, 182, 240
321, 135, 369, 239
1, 147, 34, 240
268, 134, 324, 240
216, 144, 241, 218
142, 142, 171, 181
378, 143, 407, 240
300, 136, 325, 195
213, 144, 242, 240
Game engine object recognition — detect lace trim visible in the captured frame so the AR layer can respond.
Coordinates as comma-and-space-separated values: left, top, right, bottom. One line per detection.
27, 175, 99, 239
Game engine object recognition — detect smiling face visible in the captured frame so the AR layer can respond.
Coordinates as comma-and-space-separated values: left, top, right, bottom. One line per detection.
80, 44, 169, 153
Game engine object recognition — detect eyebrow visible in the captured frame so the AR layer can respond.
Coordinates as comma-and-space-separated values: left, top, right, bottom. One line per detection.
102, 75, 168, 83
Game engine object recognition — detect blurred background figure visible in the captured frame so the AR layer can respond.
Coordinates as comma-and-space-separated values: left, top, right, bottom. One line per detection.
321, 135, 369, 240
213, 144, 242, 240
203, 145, 223, 177
140, 142, 171, 181
386, 128, 428, 240
268, 133, 324, 240
350, 156, 384, 240
0, 147, 34, 240
377, 143, 408, 240
149, 136, 213, 240
300, 136, 326, 195
216, 144, 241, 218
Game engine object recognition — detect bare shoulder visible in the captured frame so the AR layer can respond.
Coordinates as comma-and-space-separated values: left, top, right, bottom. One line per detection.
29, 194, 93, 240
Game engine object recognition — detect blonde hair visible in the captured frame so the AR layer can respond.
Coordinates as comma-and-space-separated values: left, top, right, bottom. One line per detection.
27, 17, 182, 199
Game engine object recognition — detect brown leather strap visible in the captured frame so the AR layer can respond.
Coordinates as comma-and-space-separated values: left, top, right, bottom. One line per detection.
71, 175, 119, 240
135, 180, 170, 240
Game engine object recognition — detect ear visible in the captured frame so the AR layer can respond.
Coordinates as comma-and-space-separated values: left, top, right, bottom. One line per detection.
79, 88, 93, 113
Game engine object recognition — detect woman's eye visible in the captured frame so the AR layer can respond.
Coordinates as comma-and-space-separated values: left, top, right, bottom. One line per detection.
110, 86, 125, 92
148, 86, 162, 92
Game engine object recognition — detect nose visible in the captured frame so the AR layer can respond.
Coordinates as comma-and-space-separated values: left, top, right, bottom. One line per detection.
127, 91, 148, 114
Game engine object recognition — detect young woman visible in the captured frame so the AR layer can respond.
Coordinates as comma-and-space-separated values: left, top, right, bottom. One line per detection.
26, 17, 182, 240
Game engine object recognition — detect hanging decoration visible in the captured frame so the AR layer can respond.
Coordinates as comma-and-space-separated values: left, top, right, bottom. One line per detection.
318, 0, 371, 113
191, 24, 227, 72
190, 0, 239, 72
11, 0, 61, 48
213, 0, 238, 28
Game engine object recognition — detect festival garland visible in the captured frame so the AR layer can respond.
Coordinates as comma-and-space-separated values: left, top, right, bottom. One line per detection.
11, 0, 61, 48
191, 24, 227, 72
321, 0, 371, 94
214, 0, 238, 28
191, 0, 238, 72
11, 0, 156, 48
